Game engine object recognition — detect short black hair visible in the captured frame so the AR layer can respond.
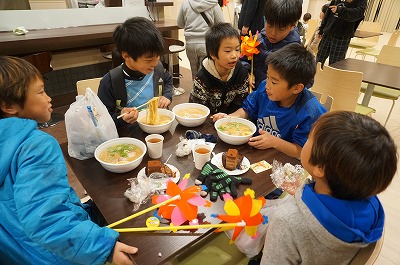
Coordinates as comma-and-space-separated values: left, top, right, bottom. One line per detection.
113, 17, 164, 60
321, 3, 329, 14
310, 111, 397, 200
264, 0, 302, 28
206, 23, 240, 59
303, 13, 312, 22
266, 43, 316, 88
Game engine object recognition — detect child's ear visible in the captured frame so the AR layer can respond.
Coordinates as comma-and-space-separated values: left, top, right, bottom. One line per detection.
121, 51, 130, 61
0, 102, 19, 116
292, 83, 304, 95
312, 165, 325, 179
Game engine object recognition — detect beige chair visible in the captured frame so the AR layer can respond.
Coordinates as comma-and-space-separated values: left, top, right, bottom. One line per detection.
310, 90, 333, 111
311, 62, 375, 115
356, 30, 399, 60
349, 230, 384, 265
76, 77, 102, 95
359, 45, 400, 125
304, 19, 319, 48
349, 21, 382, 55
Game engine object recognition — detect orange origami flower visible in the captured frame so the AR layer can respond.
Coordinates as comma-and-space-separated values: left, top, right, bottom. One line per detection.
241, 31, 261, 60
213, 188, 268, 243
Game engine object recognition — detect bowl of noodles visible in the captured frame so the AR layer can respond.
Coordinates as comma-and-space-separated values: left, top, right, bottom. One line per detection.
137, 108, 175, 134
94, 137, 147, 173
214, 117, 257, 145
172, 103, 210, 127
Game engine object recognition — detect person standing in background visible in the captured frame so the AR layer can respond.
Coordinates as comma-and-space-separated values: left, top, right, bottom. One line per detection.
238, 0, 267, 36
316, 0, 367, 65
177, 0, 225, 79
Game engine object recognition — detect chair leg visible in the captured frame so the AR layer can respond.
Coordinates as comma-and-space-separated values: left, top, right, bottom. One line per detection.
384, 100, 395, 127
168, 53, 185, 96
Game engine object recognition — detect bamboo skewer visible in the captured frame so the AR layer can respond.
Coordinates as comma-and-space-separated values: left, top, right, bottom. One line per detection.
116, 97, 159, 119
107, 194, 181, 228
114, 221, 246, 233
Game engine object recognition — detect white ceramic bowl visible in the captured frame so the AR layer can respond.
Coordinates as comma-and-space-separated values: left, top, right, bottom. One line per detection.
94, 137, 147, 173
137, 108, 175, 134
172, 103, 210, 127
214, 117, 257, 145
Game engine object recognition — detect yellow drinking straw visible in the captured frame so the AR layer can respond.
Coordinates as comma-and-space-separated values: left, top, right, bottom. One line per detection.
107, 194, 181, 228
114, 221, 246, 233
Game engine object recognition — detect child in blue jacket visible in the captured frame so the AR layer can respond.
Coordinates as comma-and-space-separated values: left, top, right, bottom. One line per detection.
0, 56, 137, 265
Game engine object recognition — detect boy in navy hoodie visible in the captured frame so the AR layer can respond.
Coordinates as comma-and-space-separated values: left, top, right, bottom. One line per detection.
241, 0, 302, 89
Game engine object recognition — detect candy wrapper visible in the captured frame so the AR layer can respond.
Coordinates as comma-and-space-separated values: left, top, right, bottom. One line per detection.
124, 176, 164, 211
270, 160, 306, 195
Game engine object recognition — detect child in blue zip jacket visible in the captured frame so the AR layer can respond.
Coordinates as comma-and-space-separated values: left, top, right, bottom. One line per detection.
213, 43, 327, 158
241, 0, 303, 90
0, 55, 137, 265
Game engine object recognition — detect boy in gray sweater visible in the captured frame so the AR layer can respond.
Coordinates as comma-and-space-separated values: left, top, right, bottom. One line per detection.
258, 111, 397, 264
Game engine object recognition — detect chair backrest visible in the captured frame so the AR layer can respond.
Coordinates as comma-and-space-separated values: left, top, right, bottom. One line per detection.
76, 77, 102, 95
311, 62, 363, 112
354, 21, 382, 46
21, 52, 53, 75
310, 90, 334, 111
349, 230, 384, 265
377, 45, 400, 67
387, 30, 399, 47
304, 19, 319, 47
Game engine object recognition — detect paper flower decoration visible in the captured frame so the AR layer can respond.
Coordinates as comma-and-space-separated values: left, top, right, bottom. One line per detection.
212, 188, 268, 243
241, 31, 261, 93
152, 173, 212, 226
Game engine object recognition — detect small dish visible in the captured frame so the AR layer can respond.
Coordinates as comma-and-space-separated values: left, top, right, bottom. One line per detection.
137, 164, 180, 190
211, 152, 250, 175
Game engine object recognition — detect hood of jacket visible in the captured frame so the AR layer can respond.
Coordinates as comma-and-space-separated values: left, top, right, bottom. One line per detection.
301, 183, 384, 244
202, 57, 235, 82
0, 118, 38, 186
188, 0, 219, 13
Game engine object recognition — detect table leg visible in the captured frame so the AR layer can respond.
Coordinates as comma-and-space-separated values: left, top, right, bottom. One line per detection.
361, 83, 375, 106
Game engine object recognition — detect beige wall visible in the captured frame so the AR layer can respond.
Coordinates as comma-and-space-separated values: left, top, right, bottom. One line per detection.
29, 0, 66, 9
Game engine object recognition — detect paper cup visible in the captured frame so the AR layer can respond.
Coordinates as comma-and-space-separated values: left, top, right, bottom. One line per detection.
193, 144, 212, 170
145, 134, 164, 159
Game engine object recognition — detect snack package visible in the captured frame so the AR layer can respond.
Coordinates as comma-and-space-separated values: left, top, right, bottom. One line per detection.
270, 160, 306, 195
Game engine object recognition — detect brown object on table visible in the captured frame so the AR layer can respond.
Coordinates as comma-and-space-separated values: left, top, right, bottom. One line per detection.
222, 149, 243, 170
146, 160, 162, 175
146, 160, 176, 178
162, 164, 176, 178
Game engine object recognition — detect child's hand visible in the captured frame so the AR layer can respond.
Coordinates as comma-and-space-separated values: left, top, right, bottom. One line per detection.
210, 112, 228, 122
158, 96, 171, 109
248, 129, 275, 149
112, 241, 138, 265
121, 108, 139, 124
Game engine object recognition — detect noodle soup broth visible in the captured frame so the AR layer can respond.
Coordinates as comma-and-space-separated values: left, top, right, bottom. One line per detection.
99, 144, 143, 164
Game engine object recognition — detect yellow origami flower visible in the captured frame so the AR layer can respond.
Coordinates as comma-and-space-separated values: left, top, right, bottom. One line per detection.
241, 31, 261, 60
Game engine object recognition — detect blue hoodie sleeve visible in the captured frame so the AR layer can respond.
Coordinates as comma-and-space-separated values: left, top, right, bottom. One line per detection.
13, 133, 119, 265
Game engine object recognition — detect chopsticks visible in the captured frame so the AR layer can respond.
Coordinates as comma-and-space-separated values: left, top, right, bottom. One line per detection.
116, 97, 159, 119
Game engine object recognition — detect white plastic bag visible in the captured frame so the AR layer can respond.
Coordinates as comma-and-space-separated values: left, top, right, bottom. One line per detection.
65, 87, 118, 160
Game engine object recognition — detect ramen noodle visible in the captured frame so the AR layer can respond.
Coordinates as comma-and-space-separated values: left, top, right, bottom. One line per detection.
99, 144, 143, 164
146, 97, 159, 125
140, 115, 172, 125
175, 108, 207, 118
217, 122, 253, 136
